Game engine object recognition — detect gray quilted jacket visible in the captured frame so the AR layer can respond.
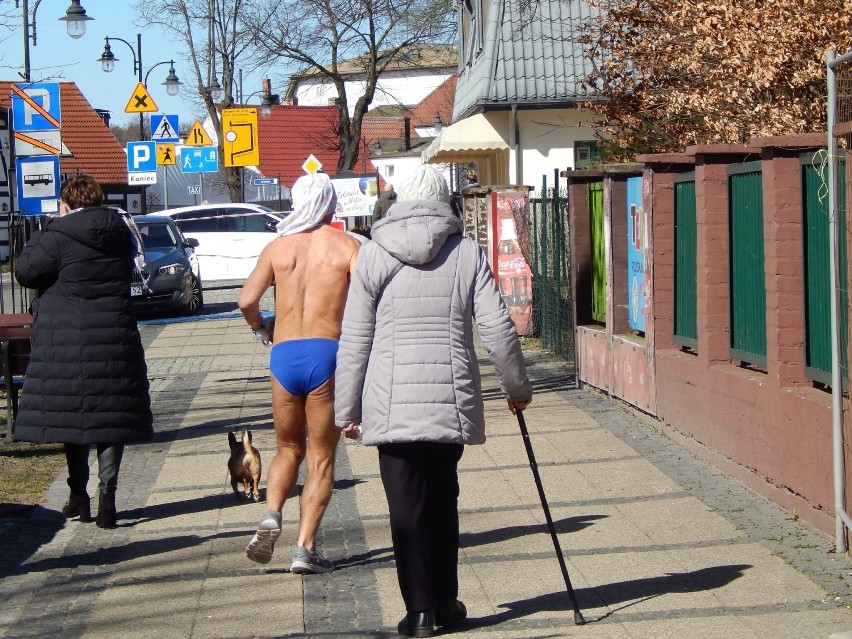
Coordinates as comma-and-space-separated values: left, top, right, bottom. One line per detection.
334, 200, 532, 445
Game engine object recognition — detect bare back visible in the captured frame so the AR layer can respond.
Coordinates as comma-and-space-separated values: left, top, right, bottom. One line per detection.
238, 226, 360, 342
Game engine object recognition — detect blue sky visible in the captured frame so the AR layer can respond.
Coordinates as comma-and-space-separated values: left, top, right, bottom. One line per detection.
3, 3, 268, 136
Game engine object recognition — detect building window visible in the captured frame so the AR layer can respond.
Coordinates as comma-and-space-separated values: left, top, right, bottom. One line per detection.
386, 165, 395, 178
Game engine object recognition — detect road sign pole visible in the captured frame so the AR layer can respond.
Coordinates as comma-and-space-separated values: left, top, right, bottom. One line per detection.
278, 173, 282, 211
163, 164, 169, 210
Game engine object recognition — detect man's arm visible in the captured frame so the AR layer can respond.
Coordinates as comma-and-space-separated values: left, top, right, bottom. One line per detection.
238, 246, 274, 329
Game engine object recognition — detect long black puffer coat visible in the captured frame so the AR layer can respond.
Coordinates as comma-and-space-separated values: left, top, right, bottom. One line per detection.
13, 206, 153, 445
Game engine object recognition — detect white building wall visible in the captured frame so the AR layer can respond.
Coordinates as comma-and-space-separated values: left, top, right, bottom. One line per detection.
293, 69, 454, 114
511, 109, 598, 189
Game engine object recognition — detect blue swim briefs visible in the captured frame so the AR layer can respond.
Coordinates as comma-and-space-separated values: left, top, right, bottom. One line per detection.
269, 338, 339, 396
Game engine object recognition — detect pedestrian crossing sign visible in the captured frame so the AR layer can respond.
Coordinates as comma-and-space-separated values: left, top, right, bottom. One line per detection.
151, 114, 179, 142
157, 143, 176, 165
124, 82, 159, 114
185, 120, 212, 147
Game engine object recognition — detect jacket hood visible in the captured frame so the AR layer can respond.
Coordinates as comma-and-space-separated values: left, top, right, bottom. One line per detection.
369, 201, 462, 265
48, 206, 129, 254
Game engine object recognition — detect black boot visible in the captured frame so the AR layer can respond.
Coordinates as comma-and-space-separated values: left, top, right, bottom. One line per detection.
61, 492, 92, 522
397, 611, 435, 638
435, 599, 467, 627
96, 491, 117, 529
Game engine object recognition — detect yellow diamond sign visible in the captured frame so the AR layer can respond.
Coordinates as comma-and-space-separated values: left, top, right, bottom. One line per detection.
302, 154, 322, 175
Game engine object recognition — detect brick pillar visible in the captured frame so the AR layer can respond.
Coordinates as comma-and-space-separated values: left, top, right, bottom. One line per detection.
762, 150, 807, 388
695, 160, 730, 365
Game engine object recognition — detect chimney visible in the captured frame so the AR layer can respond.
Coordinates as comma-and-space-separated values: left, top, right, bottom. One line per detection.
403, 116, 411, 151
95, 109, 111, 128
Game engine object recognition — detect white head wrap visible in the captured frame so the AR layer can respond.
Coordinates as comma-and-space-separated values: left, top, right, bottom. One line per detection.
276, 173, 337, 237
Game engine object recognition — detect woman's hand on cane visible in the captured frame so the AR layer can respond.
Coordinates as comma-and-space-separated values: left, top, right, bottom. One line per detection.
507, 399, 531, 415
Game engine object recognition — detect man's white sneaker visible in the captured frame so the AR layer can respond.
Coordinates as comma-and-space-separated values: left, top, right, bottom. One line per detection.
246, 511, 282, 564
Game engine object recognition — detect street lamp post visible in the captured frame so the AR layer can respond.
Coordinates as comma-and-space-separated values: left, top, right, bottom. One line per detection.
19, 0, 94, 82
98, 34, 182, 140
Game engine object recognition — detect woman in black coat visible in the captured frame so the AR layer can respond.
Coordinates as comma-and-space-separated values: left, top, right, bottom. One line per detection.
14, 174, 153, 529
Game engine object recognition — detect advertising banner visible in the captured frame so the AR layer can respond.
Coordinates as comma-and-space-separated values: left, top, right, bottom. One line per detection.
330, 174, 378, 218
627, 176, 647, 331
491, 190, 532, 335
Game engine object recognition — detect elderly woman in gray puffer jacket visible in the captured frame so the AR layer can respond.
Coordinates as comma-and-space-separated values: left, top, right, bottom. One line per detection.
335, 165, 532, 639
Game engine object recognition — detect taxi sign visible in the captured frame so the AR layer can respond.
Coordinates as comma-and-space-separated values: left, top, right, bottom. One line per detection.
185, 120, 212, 147
124, 82, 159, 114
157, 143, 176, 165
221, 108, 259, 167
302, 154, 322, 175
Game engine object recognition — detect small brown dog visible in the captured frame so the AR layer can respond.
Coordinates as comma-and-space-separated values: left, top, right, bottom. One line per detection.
227, 430, 262, 501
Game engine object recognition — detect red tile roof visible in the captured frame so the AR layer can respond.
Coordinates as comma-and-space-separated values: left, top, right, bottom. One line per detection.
0, 81, 126, 185
254, 104, 376, 188
408, 74, 456, 128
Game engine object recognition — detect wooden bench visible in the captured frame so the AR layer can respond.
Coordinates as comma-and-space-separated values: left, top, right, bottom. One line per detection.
0, 313, 33, 442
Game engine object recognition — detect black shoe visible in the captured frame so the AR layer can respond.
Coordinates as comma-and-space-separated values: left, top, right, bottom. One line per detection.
96, 492, 117, 529
397, 611, 435, 638
435, 599, 467, 627
61, 492, 91, 523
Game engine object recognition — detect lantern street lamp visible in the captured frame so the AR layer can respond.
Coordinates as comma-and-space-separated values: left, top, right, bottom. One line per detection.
98, 34, 183, 140
19, 0, 94, 82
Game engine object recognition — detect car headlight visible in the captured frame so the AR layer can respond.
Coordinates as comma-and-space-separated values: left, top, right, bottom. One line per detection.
158, 263, 186, 276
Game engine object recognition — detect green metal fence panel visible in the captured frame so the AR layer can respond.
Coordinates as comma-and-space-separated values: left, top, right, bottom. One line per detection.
673, 174, 697, 346
802, 155, 848, 383
728, 163, 767, 365
589, 181, 606, 323
529, 179, 575, 363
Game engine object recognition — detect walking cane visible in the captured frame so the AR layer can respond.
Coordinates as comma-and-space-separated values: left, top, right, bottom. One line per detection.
516, 409, 586, 625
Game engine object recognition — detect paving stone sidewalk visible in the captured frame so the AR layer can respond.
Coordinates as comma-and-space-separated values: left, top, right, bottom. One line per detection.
0, 282, 851, 638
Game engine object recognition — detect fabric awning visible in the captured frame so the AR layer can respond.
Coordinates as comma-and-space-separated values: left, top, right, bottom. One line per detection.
421, 113, 509, 164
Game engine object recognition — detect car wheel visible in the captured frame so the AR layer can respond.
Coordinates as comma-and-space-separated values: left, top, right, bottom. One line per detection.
185, 275, 204, 314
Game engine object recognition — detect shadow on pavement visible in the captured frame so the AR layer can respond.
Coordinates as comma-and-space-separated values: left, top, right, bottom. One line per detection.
0, 505, 65, 578
466, 563, 752, 627
11, 529, 248, 575
460, 514, 607, 548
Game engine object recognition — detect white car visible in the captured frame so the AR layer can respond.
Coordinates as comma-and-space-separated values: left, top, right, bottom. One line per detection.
161, 204, 285, 281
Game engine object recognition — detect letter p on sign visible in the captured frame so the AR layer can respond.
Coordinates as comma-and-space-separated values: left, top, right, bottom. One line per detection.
127, 141, 157, 173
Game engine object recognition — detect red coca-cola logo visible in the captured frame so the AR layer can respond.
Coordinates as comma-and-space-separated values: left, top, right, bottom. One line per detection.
499, 256, 527, 272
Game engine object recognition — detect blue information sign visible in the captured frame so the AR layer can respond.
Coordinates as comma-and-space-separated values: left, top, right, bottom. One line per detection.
180, 146, 219, 173
15, 155, 60, 215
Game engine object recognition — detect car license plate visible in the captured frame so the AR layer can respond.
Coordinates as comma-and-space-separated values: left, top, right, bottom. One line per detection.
130, 285, 143, 297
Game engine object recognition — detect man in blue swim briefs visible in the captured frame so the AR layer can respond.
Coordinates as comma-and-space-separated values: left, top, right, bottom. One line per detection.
238, 171, 361, 573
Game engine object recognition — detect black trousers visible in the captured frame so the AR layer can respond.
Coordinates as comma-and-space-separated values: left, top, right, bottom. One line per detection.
64, 443, 124, 496
378, 442, 465, 612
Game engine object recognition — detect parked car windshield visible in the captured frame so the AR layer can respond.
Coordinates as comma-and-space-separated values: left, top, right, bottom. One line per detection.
138, 220, 180, 250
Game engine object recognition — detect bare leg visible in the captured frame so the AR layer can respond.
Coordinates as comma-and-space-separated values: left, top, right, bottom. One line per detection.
296, 375, 340, 550
246, 378, 306, 564
266, 379, 307, 512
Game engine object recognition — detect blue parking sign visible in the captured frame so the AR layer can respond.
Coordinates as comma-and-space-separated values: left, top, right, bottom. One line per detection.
127, 141, 157, 172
